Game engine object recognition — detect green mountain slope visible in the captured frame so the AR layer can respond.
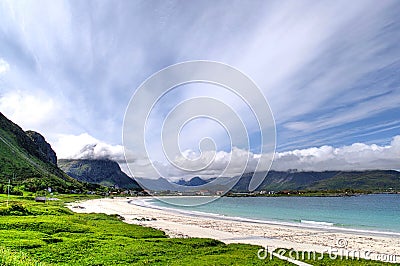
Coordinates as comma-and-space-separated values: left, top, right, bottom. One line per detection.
0, 112, 85, 193
255, 171, 338, 191
306, 170, 400, 191
246, 170, 400, 192
58, 159, 142, 190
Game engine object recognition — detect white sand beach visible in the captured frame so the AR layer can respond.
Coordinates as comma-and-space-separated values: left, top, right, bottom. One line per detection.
68, 197, 400, 263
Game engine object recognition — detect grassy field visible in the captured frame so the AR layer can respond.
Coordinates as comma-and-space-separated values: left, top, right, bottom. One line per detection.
0, 194, 291, 265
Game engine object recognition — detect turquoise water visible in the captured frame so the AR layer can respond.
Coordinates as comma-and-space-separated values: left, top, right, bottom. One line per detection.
148, 194, 400, 233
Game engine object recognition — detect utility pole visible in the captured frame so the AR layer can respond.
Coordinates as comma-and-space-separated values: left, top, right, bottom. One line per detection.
6, 173, 14, 207
6, 178, 10, 207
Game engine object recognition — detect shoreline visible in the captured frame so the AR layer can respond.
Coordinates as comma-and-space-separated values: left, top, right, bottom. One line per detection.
67, 197, 400, 262
129, 197, 400, 238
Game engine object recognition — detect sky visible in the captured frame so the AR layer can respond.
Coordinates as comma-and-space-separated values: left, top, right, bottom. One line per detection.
0, 0, 399, 178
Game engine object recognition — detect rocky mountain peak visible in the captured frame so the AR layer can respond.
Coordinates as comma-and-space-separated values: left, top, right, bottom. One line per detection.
26, 130, 57, 165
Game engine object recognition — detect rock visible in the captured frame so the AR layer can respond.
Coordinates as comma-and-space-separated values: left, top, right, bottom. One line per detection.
26, 130, 57, 165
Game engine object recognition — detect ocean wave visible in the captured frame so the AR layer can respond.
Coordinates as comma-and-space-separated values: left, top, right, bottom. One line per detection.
300, 220, 334, 226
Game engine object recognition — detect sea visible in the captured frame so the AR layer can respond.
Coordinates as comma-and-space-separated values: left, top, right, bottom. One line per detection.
141, 194, 400, 234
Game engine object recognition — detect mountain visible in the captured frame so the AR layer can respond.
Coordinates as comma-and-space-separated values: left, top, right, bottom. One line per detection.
0, 112, 85, 193
305, 170, 400, 191
135, 177, 178, 192
142, 170, 400, 193
232, 170, 400, 192
176, 176, 209, 186
248, 170, 338, 192
135, 176, 233, 192
58, 159, 142, 190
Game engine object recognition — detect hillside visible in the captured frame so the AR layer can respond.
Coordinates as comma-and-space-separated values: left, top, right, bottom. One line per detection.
248, 170, 339, 191
233, 170, 400, 192
0, 112, 86, 193
305, 170, 400, 191
58, 159, 142, 190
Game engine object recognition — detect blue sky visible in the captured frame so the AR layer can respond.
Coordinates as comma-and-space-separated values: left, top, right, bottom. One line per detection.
0, 1, 399, 176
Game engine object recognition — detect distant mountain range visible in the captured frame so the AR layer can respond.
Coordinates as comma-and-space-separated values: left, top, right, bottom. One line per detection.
143, 170, 400, 193
0, 112, 86, 192
232, 170, 400, 192
58, 159, 141, 190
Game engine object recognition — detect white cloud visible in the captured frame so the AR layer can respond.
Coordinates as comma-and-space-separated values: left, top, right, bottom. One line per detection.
283, 93, 400, 134
52, 132, 400, 180
165, 147, 271, 179
0, 58, 10, 74
0, 90, 57, 130
272, 135, 400, 171
53, 133, 125, 162
140, 135, 400, 179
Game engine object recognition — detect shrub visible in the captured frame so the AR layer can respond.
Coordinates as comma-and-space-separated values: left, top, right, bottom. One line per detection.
0, 203, 32, 216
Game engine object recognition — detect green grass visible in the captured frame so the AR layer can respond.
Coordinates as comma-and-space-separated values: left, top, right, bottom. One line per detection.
0, 246, 49, 266
0, 194, 290, 265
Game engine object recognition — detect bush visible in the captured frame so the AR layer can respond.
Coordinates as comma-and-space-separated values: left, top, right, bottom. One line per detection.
0, 203, 32, 216
11, 187, 23, 196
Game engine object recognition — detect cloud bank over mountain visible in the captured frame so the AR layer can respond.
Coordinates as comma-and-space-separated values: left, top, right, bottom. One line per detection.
54, 133, 400, 178
272, 135, 400, 172
54, 133, 125, 163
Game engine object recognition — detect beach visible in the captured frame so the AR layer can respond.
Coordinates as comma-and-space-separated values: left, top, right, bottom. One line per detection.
68, 197, 400, 262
